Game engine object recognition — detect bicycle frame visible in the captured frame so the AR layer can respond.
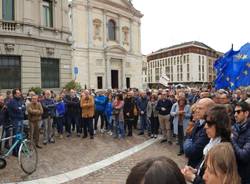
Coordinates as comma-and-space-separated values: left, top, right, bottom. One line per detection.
0, 133, 24, 158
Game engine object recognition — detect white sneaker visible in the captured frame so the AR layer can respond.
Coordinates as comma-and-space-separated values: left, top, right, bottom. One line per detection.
94, 130, 96, 135
101, 129, 104, 133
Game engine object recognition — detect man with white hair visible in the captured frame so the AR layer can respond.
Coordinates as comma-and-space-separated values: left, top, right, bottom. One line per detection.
41, 90, 56, 144
64, 89, 81, 137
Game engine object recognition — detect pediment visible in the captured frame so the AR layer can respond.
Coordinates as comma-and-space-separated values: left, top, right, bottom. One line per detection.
96, 0, 143, 18
105, 45, 127, 54
108, 0, 132, 8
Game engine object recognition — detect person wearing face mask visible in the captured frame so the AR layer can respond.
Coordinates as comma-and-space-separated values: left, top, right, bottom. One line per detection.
7, 89, 26, 156
231, 101, 250, 184
27, 94, 43, 148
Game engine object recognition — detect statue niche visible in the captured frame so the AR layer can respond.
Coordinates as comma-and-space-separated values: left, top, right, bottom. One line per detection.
122, 26, 129, 45
93, 19, 102, 41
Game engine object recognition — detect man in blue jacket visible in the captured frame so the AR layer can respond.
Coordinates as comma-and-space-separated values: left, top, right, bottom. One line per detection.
231, 101, 250, 184
7, 89, 26, 155
94, 92, 108, 134
184, 98, 214, 168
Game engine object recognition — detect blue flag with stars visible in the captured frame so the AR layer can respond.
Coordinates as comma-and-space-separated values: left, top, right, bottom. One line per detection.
214, 43, 250, 90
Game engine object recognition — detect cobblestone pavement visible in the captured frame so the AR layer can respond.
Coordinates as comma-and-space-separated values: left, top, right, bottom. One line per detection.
0, 131, 149, 183
64, 141, 186, 184
0, 130, 186, 184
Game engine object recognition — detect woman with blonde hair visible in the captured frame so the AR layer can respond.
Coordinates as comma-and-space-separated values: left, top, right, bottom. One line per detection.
203, 142, 241, 184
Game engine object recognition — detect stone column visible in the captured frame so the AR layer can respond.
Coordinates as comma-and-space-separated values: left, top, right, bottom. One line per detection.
122, 58, 126, 89
118, 15, 121, 45
103, 10, 107, 47
129, 18, 133, 53
87, 4, 93, 48
138, 22, 141, 54
106, 56, 111, 89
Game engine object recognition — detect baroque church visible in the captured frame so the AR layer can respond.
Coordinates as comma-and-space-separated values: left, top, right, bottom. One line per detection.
70, 0, 143, 89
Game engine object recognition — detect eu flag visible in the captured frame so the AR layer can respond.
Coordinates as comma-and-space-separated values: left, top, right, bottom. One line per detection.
214, 43, 250, 90
214, 48, 238, 89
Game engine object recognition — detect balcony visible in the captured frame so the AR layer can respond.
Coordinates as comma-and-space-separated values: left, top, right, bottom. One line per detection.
1, 21, 16, 31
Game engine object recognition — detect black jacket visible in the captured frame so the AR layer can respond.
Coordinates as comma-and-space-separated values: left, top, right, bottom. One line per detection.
0, 105, 9, 127
184, 120, 209, 168
123, 97, 136, 120
231, 118, 250, 184
64, 95, 80, 115
156, 98, 173, 115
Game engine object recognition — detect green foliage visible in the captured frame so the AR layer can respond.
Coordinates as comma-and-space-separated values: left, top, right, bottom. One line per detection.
64, 80, 82, 92
29, 87, 43, 95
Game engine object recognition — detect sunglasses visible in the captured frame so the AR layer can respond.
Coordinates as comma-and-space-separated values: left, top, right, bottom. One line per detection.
235, 110, 243, 114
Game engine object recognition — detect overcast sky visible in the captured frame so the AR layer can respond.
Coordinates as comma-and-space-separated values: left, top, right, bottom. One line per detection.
132, 0, 250, 55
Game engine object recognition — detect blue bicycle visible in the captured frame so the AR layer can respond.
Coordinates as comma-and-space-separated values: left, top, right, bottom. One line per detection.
0, 127, 38, 174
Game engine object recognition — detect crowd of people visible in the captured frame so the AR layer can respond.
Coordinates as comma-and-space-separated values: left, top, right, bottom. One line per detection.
1, 86, 250, 184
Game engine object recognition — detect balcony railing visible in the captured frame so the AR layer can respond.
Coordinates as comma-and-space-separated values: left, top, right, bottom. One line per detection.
1, 21, 16, 31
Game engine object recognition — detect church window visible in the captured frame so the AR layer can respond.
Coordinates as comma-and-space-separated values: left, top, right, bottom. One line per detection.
108, 19, 116, 41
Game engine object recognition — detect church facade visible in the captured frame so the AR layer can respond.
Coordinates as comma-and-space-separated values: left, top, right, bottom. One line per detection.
70, 0, 143, 89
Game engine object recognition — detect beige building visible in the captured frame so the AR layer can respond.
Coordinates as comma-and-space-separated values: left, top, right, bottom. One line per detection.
0, 0, 72, 91
142, 55, 147, 89
70, 0, 143, 89
146, 41, 221, 88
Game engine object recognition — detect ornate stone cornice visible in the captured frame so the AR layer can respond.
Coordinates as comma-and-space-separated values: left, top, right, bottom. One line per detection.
96, 0, 143, 18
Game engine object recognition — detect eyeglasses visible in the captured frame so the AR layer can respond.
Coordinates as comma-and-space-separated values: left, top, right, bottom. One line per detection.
235, 110, 243, 114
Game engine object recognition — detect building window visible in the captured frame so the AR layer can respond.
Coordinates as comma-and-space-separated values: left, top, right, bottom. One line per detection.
165, 66, 170, 74
42, 0, 53, 27
108, 19, 116, 41
41, 58, 59, 88
187, 73, 190, 81
97, 76, 103, 89
2, 0, 14, 21
0, 56, 21, 89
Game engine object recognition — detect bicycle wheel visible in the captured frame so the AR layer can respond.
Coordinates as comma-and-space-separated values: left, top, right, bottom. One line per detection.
0, 158, 6, 169
18, 140, 38, 174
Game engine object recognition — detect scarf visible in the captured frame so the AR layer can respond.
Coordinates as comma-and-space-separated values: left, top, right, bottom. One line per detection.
197, 136, 222, 175
203, 136, 222, 156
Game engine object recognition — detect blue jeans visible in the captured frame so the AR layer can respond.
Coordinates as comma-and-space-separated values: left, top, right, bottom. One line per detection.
56, 116, 64, 134
107, 116, 113, 131
114, 120, 125, 138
